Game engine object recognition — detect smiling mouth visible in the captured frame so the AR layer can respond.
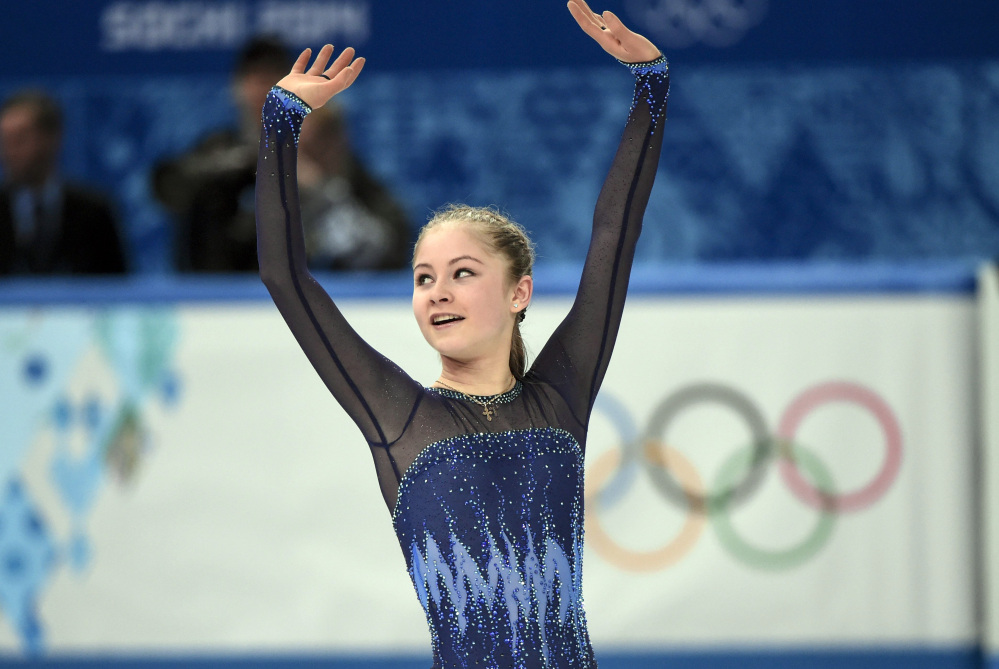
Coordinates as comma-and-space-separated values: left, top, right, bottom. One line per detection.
431, 314, 465, 326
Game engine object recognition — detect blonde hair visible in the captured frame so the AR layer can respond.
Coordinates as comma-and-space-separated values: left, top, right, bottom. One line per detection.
415, 204, 536, 379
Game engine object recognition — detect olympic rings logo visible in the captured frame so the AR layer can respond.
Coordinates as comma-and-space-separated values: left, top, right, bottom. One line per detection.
623, 0, 769, 49
585, 381, 903, 571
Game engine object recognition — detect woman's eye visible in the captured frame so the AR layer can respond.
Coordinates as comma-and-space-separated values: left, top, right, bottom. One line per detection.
455, 268, 474, 279
416, 274, 433, 285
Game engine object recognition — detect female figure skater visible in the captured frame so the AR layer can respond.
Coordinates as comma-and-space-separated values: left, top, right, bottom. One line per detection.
256, 2, 668, 666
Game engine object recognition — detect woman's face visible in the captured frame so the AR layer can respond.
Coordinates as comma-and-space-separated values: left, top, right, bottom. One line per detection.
412, 225, 520, 364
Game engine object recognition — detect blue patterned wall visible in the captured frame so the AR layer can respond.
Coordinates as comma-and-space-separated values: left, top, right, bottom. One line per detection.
3, 61, 997, 272
2, 0, 998, 271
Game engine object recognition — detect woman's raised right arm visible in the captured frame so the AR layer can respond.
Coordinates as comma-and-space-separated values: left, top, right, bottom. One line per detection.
256, 46, 423, 447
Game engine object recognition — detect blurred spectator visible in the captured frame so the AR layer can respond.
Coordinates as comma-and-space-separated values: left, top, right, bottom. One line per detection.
152, 36, 287, 272
0, 90, 127, 276
297, 104, 410, 270
153, 35, 410, 272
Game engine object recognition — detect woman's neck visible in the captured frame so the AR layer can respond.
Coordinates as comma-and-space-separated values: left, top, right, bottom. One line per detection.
436, 357, 516, 396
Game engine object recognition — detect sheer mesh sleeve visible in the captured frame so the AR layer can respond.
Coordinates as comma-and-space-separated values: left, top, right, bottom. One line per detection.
255, 87, 424, 447
530, 56, 670, 430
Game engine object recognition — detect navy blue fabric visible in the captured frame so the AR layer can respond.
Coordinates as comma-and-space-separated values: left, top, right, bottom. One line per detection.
393, 426, 591, 667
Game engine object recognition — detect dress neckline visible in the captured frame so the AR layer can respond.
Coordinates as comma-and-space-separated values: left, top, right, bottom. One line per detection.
427, 380, 523, 405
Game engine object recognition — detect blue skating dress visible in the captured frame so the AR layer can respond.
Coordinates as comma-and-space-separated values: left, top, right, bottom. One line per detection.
255, 54, 669, 668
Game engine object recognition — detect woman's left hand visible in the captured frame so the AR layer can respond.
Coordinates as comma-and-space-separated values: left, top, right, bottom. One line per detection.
567, 0, 661, 63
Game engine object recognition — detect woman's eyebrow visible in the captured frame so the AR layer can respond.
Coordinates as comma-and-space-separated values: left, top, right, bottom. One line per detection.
413, 255, 484, 272
449, 255, 484, 265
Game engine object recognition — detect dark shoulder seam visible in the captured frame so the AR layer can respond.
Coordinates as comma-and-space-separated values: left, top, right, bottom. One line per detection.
388, 391, 425, 448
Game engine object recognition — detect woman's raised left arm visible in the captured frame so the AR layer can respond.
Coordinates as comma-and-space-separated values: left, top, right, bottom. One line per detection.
531, 2, 669, 429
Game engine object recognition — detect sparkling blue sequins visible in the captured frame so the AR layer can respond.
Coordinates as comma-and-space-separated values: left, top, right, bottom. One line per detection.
619, 53, 669, 77
394, 427, 595, 669
410, 529, 580, 664
261, 86, 312, 147
621, 53, 670, 129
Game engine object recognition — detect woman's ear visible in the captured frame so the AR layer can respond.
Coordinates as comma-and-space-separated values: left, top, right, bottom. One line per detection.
512, 275, 533, 313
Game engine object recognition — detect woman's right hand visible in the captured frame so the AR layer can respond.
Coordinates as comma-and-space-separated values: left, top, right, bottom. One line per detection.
274, 44, 365, 110
567, 0, 660, 63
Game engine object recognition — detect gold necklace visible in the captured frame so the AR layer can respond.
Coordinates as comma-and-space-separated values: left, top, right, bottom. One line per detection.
436, 378, 515, 422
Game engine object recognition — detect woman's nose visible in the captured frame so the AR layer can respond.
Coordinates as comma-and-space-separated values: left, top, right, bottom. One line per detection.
430, 284, 450, 303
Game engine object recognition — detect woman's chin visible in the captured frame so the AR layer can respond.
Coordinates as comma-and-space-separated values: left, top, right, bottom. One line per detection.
434, 345, 488, 368
435, 348, 470, 363
422, 331, 505, 365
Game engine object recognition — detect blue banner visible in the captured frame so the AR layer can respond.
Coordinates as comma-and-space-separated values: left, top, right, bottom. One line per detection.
3, 0, 999, 77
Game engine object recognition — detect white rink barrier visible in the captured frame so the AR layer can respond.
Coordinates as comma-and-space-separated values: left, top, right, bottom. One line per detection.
0, 263, 990, 669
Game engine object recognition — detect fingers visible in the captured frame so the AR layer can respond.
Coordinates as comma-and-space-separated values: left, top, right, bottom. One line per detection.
337, 58, 365, 93
321, 54, 365, 97
573, 0, 602, 24
323, 46, 355, 79
568, 1, 610, 44
568, 0, 604, 31
599, 10, 629, 50
601, 10, 629, 36
347, 57, 365, 86
291, 48, 312, 74
306, 44, 334, 75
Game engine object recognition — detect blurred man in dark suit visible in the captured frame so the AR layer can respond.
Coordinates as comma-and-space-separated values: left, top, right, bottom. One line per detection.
152, 36, 410, 272
152, 36, 292, 272
0, 90, 127, 276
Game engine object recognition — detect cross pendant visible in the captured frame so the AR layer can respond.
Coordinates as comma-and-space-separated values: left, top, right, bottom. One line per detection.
482, 405, 494, 421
